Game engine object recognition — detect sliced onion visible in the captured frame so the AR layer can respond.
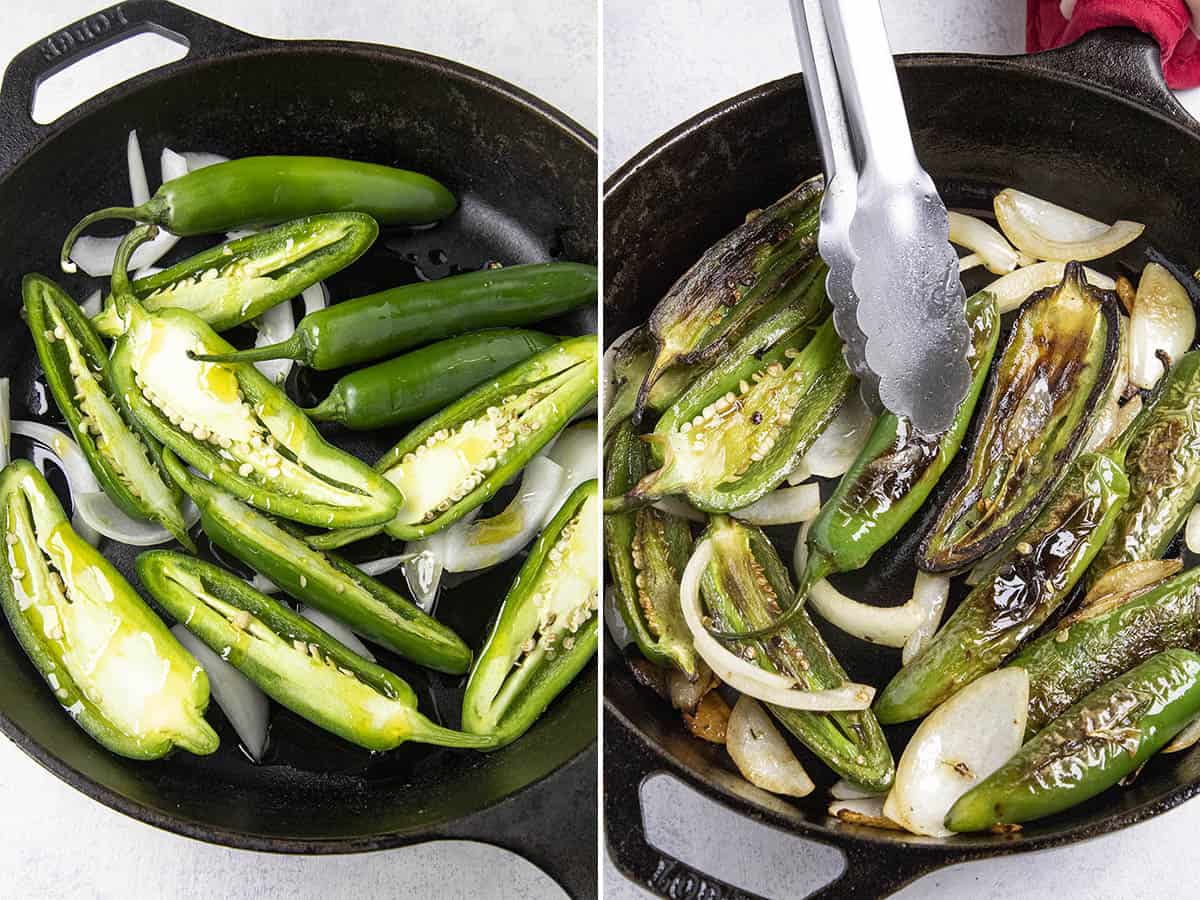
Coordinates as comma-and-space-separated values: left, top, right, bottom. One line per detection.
127, 130, 150, 206
1164, 711, 1200, 753
901, 573, 952, 665
679, 539, 874, 711
651, 496, 705, 522
249, 573, 280, 594
171, 624, 269, 761
253, 300, 296, 383
1113, 395, 1143, 443
604, 585, 634, 649
301, 281, 329, 316
802, 393, 875, 479
785, 459, 811, 485
357, 555, 410, 579
80, 288, 103, 317
958, 253, 982, 274
985, 261, 1115, 314
948, 211, 1027, 274
730, 483, 820, 526
726, 695, 815, 798
601, 325, 641, 415
74, 491, 199, 547
12, 421, 103, 545
994, 189, 1144, 262
1129, 262, 1195, 390
544, 420, 599, 521
669, 662, 713, 712
830, 779, 886, 800
0, 378, 9, 468
1188, 505, 1200, 555
884, 668, 1029, 837
180, 151, 229, 170
298, 605, 376, 662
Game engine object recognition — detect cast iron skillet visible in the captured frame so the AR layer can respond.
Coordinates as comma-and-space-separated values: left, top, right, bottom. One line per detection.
604, 28, 1200, 899
0, 0, 597, 882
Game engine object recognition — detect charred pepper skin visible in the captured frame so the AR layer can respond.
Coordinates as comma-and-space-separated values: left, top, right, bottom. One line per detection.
920, 264, 1123, 573
0, 462, 217, 759
91, 213, 378, 335
947, 649, 1200, 832
138, 551, 496, 752
604, 421, 697, 677
462, 481, 599, 748
22, 274, 193, 549
62, 155, 455, 271
876, 451, 1129, 725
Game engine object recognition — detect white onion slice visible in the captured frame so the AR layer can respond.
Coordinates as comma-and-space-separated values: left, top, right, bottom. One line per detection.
901, 574, 952, 665
1113, 395, 1143, 443
994, 189, 1144, 262
1129, 262, 1195, 390
668, 663, 712, 712
800, 392, 875, 478
679, 539, 874, 711
0, 378, 9, 468
253, 300, 296, 383
357, 555, 410, 578
11, 420, 103, 545
601, 325, 641, 415
948, 211, 1026, 274
1164, 711, 1200, 753
603, 585, 634, 649
830, 779, 886, 800
180, 151, 229, 170
544, 420, 599, 522
127, 130, 150, 206
785, 459, 811, 486
884, 668, 1028, 837
730, 483, 820, 526
80, 288, 104, 317
726, 695, 815, 797
958, 253, 982, 273
74, 491, 199, 547
298, 605, 376, 662
1187, 505, 1200, 555
301, 281, 329, 316
828, 796, 903, 830
651, 496, 705, 522
985, 261, 1115, 314
249, 573, 280, 594
171, 624, 269, 762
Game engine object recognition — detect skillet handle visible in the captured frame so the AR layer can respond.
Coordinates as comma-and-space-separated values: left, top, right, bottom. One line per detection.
0, 0, 260, 164
1023, 27, 1197, 130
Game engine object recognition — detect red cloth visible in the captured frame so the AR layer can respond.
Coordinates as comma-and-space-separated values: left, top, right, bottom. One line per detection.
1028, 0, 1200, 88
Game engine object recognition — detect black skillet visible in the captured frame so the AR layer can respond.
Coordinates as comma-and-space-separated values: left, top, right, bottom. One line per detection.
0, 2, 596, 895
604, 28, 1200, 899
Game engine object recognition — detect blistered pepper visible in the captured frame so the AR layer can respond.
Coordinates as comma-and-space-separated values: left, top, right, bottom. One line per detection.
604, 325, 708, 437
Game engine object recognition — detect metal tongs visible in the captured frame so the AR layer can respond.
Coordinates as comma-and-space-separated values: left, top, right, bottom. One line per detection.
789, 0, 970, 433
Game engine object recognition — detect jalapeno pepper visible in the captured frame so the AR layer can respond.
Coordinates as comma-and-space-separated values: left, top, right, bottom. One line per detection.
919, 264, 1123, 573
462, 480, 599, 748
106, 226, 401, 530
604, 421, 696, 677
605, 326, 708, 436
947, 649, 1200, 832
162, 452, 470, 673
635, 176, 825, 418
62, 155, 455, 272
91, 213, 378, 335
304, 329, 557, 431
1088, 350, 1200, 581
876, 450, 1129, 725
700, 515, 895, 790
137, 551, 496, 752
0, 461, 217, 759
193, 262, 597, 371
23, 274, 193, 548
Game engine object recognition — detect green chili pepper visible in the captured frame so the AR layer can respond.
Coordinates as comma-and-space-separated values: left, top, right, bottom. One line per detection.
700, 515, 894, 790
1010, 566, 1200, 735
919, 264, 1122, 573
623, 315, 851, 515
605, 326, 708, 436
635, 176, 825, 418
137, 551, 496, 752
106, 226, 401, 530
0, 461, 217, 759
162, 452, 470, 673
62, 155, 455, 271
22, 274, 193, 548
1088, 350, 1200, 582
193, 262, 597, 371
304, 328, 557, 431
462, 480, 599, 748
947, 649, 1200, 832
876, 450, 1129, 725
604, 421, 696, 677
91, 213, 378, 335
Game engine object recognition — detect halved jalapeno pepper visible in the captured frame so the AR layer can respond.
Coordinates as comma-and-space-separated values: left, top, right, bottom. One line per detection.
604, 325, 708, 436
0, 461, 217, 759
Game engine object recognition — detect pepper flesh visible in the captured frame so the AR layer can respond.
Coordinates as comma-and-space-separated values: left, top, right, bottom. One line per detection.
700, 516, 895, 790
0, 461, 217, 759
91, 213, 378, 335
462, 480, 599, 748
604, 326, 709, 437
137, 551, 495, 751
919, 264, 1122, 573
947, 649, 1200, 831
23, 274, 192, 548
876, 451, 1129, 724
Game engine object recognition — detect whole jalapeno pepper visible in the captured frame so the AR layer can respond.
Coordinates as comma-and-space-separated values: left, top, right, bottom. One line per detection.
462, 480, 599, 748
106, 226, 401, 530
947, 649, 1200, 832
1010, 565, 1200, 735
700, 515, 895, 790
919, 264, 1123, 573
62, 155, 455, 272
194, 262, 597, 371
91, 213, 378, 335
876, 450, 1130, 725
304, 329, 557, 431
604, 421, 696, 677
23, 274, 193, 548
137, 551, 496, 752
162, 452, 470, 674
0, 461, 217, 759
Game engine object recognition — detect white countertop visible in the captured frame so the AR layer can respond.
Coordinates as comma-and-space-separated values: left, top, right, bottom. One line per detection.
0, 3, 594, 898
602, 0, 1200, 897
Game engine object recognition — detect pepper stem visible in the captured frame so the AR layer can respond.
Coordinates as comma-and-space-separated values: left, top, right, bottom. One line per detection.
301, 391, 345, 424
59, 203, 155, 274
705, 545, 833, 640
109, 224, 159, 324
405, 711, 501, 750
192, 336, 304, 365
